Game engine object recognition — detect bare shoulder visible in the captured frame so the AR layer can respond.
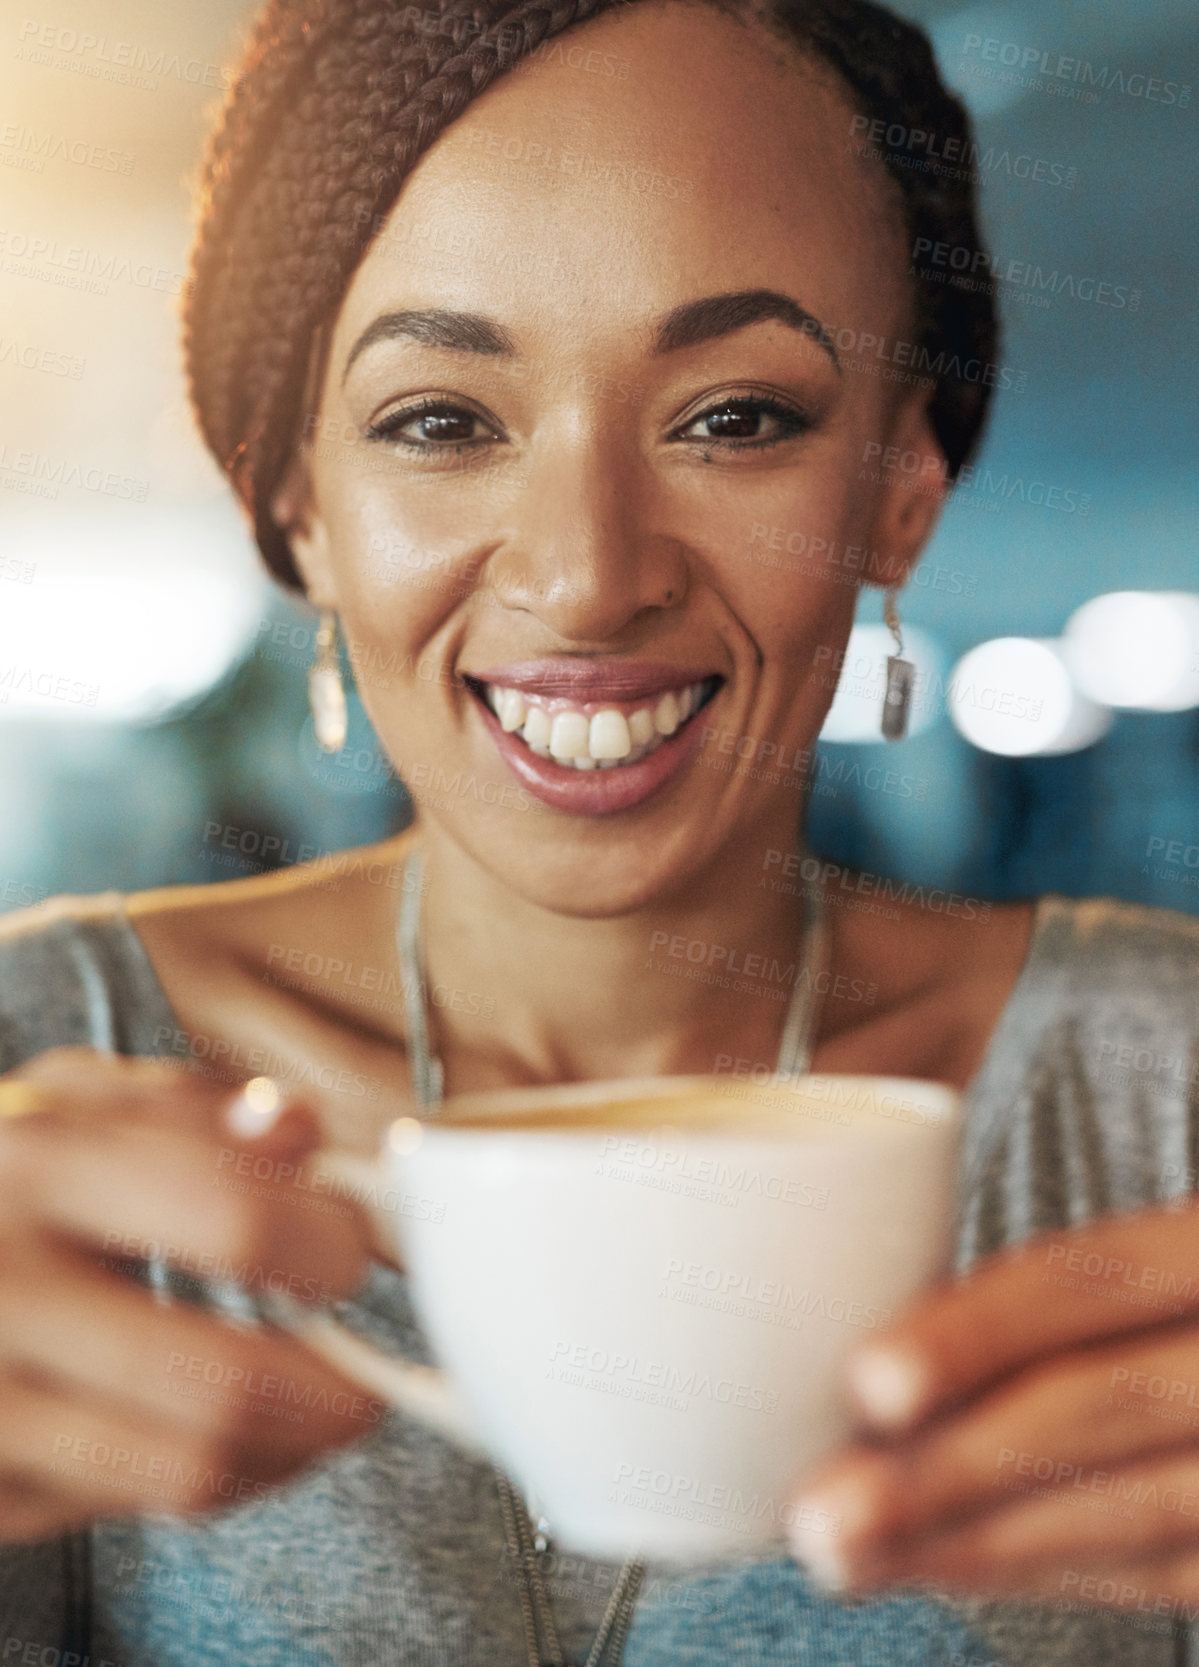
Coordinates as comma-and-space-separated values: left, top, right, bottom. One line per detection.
816, 877, 1038, 1088
125, 830, 418, 964
120, 830, 423, 1149
124, 829, 420, 1053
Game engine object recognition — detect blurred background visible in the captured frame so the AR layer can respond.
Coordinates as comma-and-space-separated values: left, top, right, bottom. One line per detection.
0, 0, 1195, 916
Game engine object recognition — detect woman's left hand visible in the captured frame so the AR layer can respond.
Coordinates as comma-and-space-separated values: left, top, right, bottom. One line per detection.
787, 1200, 1199, 1616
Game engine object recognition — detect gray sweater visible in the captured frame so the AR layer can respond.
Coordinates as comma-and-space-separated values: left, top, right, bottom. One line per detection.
1, 888, 1198, 1666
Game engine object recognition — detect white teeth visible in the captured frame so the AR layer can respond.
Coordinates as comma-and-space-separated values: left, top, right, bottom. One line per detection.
549, 711, 590, 761
628, 707, 656, 747
497, 688, 526, 732
588, 709, 631, 760
653, 691, 681, 736
495, 677, 713, 771
522, 706, 552, 755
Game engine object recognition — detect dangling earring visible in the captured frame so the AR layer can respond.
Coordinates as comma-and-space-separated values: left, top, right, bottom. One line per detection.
308, 609, 347, 753
881, 587, 915, 742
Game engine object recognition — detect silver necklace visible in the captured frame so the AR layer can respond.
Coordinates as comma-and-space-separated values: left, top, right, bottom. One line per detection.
395, 840, 826, 1667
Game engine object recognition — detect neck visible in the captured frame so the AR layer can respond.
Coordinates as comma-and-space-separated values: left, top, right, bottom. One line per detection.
408, 806, 815, 1093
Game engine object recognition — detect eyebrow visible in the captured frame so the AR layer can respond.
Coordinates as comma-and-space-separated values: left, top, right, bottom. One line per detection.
652, 290, 840, 371
341, 310, 516, 382
341, 287, 840, 385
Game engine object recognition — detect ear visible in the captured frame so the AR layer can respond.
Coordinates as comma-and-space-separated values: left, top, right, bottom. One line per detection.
862, 395, 951, 592
269, 451, 337, 607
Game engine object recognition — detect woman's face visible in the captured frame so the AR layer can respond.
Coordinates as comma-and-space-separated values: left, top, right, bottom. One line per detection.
280, 0, 945, 915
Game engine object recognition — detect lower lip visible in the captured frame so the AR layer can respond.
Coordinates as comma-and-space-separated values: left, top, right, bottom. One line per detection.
475, 695, 714, 816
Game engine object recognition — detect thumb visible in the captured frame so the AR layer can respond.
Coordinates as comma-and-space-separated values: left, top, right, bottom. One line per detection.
222, 1076, 323, 1157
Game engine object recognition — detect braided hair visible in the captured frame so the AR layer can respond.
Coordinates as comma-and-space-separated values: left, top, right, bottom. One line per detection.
184, 0, 997, 591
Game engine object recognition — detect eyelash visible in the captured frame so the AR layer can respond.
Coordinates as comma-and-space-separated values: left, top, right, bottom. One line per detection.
363, 391, 815, 457
364, 399, 494, 453
673, 393, 815, 451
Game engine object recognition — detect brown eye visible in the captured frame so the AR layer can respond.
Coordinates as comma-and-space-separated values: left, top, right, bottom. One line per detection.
365, 401, 495, 448
703, 403, 764, 438
410, 409, 478, 442
677, 395, 813, 450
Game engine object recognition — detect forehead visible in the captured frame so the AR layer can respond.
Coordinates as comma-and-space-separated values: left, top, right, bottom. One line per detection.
332, 0, 907, 354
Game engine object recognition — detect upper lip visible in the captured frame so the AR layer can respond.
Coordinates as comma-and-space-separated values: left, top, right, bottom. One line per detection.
465, 660, 719, 703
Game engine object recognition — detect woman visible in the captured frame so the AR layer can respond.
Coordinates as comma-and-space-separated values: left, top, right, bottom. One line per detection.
0, 0, 1196, 1662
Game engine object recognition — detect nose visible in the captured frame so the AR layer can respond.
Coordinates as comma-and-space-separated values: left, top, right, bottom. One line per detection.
488, 427, 689, 642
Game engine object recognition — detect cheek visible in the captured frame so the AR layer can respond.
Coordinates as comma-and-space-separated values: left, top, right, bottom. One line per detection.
679, 459, 863, 660
315, 463, 487, 657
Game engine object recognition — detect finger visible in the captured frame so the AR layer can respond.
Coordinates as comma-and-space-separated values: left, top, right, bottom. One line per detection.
0, 1233, 382, 1460
854, 1447, 1199, 1594
0, 1115, 370, 1297
862, 1542, 1199, 1619
0, 1477, 98, 1545
789, 1326, 1199, 1583
843, 1201, 1199, 1434
0, 1378, 223, 1519
7, 1053, 322, 1152
9, 1049, 225, 1134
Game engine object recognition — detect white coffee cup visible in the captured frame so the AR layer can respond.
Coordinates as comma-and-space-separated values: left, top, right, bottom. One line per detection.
292, 1072, 961, 1562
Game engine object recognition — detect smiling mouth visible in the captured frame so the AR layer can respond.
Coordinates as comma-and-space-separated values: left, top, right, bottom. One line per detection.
463, 674, 723, 770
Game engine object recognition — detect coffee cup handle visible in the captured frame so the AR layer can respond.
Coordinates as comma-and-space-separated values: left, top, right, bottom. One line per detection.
261, 1148, 487, 1456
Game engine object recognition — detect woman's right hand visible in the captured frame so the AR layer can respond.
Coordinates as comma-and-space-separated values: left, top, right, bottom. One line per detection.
0, 1047, 381, 1545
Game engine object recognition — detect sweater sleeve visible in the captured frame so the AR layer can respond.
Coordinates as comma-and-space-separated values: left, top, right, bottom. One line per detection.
0, 892, 180, 1075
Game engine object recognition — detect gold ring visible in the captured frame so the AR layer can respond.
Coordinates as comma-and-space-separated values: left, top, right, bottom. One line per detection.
0, 1081, 48, 1120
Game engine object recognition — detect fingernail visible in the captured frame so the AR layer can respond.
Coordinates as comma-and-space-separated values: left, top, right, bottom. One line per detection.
788, 1472, 876, 1591
790, 1526, 850, 1592
847, 1343, 927, 1430
224, 1076, 287, 1138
